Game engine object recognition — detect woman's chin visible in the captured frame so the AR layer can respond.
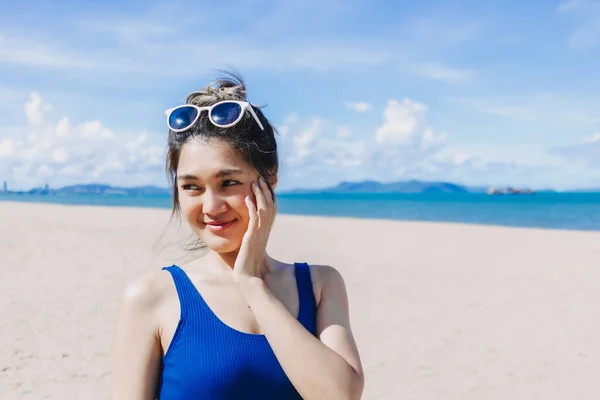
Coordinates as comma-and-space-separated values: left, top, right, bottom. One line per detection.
201, 236, 241, 254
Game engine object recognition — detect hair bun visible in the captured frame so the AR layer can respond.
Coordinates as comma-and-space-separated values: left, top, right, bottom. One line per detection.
185, 72, 247, 106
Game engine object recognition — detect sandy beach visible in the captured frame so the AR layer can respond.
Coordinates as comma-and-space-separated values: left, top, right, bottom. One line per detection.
1, 200, 599, 399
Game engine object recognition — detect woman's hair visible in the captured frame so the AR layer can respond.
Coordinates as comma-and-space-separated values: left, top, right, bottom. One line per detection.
164, 71, 279, 251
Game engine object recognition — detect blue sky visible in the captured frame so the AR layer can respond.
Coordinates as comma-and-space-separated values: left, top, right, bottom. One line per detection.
1, 0, 599, 191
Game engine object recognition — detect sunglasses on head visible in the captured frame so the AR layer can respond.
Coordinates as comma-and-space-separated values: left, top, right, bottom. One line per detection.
165, 100, 265, 133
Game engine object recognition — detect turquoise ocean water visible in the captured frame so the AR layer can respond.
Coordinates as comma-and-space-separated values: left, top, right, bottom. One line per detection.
1, 192, 599, 231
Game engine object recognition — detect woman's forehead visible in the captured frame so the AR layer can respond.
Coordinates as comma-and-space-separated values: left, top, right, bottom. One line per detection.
177, 139, 250, 176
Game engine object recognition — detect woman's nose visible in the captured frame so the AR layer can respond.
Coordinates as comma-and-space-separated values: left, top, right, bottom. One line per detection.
202, 189, 227, 215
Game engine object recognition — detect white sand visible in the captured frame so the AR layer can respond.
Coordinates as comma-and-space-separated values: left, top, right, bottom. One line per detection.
1, 201, 599, 399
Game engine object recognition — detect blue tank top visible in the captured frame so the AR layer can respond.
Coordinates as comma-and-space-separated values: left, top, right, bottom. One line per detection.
158, 263, 317, 399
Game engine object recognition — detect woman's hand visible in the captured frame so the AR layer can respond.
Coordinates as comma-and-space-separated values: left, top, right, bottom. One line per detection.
233, 177, 276, 282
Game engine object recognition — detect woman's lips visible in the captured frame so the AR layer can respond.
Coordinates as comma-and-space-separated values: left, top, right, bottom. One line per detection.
205, 219, 237, 232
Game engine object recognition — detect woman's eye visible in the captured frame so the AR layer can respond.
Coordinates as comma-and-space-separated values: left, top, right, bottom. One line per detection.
181, 181, 239, 191
182, 184, 200, 191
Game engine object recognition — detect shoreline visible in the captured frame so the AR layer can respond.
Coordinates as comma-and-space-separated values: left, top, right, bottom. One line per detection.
1, 199, 599, 235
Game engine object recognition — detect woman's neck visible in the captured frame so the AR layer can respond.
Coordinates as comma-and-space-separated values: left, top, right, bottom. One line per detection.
205, 249, 274, 275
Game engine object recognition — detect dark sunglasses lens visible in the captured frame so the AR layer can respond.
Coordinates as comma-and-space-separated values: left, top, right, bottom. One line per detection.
169, 106, 198, 131
211, 102, 242, 126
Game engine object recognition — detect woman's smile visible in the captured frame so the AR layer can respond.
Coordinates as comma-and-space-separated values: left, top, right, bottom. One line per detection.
205, 219, 237, 232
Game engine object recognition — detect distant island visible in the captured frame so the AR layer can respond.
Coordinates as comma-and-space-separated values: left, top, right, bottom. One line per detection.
0, 183, 171, 196
486, 187, 535, 195
278, 180, 555, 195
2, 180, 598, 197
280, 180, 473, 194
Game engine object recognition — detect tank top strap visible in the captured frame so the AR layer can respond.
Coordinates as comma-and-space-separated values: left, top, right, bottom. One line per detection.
162, 265, 201, 320
294, 262, 317, 335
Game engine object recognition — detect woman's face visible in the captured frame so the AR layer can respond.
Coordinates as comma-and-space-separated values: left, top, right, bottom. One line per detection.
176, 138, 273, 254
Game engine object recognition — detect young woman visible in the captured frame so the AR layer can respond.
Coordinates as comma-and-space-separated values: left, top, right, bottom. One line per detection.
112, 74, 364, 399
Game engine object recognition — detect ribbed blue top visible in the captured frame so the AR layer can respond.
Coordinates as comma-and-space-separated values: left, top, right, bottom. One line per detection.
157, 263, 317, 399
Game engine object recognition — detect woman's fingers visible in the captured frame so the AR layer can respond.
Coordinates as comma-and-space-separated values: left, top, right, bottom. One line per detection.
249, 178, 275, 234
253, 179, 268, 212
259, 177, 274, 207
244, 195, 258, 237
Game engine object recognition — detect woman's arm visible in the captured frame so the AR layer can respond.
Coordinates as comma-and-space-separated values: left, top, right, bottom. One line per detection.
237, 264, 364, 400
112, 274, 163, 400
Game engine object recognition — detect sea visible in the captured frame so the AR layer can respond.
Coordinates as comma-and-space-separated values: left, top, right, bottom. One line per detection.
1, 192, 600, 232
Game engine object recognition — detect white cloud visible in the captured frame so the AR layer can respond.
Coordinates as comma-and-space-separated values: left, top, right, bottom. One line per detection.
376, 99, 424, 144
0, 29, 394, 75
345, 102, 372, 113
276, 113, 297, 137
551, 133, 600, 168
375, 99, 446, 148
451, 98, 531, 120
583, 132, 600, 143
277, 98, 450, 188
51, 147, 68, 164
0, 138, 14, 157
449, 94, 600, 131
336, 127, 352, 139
559, 0, 584, 12
275, 100, 592, 190
558, 0, 600, 53
25, 92, 44, 124
4, 91, 592, 192
402, 63, 475, 84
0, 10, 478, 82
288, 118, 324, 166
403, 13, 486, 48
0, 93, 166, 189
427, 147, 488, 172
0, 35, 98, 69
80, 120, 114, 139
75, 18, 174, 46
276, 114, 369, 188
56, 117, 70, 137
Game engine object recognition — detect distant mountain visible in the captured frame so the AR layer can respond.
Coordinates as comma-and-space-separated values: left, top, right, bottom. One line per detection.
56, 184, 170, 196
2, 184, 171, 196
282, 180, 470, 194
465, 185, 489, 193
3, 180, 595, 198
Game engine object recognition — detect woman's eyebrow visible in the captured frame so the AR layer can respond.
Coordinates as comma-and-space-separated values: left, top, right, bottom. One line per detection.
177, 169, 244, 181
215, 168, 244, 178
177, 174, 198, 181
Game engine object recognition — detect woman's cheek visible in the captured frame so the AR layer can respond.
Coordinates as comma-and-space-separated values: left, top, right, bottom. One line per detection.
234, 193, 251, 214
180, 194, 202, 224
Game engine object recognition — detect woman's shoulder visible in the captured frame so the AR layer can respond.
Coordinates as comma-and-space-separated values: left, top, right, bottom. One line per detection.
303, 263, 348, 305
118, 267, 177, 313
305, 263, 345, 284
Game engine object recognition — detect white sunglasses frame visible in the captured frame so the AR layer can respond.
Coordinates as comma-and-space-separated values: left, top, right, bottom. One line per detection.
164, 100, 265, 133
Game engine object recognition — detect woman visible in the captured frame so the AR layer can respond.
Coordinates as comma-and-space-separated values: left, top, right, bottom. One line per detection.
112, 73, 364, 399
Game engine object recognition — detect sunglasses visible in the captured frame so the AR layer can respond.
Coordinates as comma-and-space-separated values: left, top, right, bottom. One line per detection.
165, 100, 265, 133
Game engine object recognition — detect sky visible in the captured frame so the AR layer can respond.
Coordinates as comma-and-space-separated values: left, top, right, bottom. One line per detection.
0, 0, 599, 191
